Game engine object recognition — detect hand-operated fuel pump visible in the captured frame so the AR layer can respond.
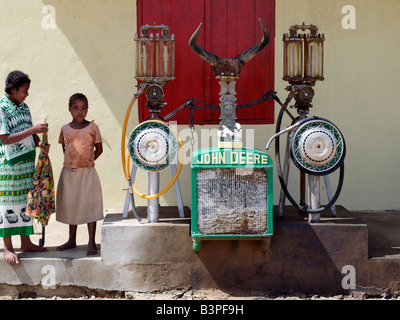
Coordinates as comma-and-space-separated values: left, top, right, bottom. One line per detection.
121, 24, 184, 223
267, 23, 346, 222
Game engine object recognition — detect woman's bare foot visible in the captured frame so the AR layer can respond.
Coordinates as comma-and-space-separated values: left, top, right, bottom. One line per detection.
56, 240, 76, 251
20, 242, 48, 252
20, 235, 47, 252
86, 241, 98, 256
3, 248, 19, 264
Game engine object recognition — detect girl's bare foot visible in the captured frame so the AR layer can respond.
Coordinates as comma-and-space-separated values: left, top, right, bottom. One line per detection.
86, 241, 98, 256
56, 240, 76, 251
3, 248, 19, 264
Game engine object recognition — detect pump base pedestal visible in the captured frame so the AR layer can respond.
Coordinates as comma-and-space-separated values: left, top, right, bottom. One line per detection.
99, 205, 400, 294
0, 206, 398, 296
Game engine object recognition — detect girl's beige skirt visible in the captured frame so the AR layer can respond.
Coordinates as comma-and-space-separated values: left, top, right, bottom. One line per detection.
56, 167, 103, 225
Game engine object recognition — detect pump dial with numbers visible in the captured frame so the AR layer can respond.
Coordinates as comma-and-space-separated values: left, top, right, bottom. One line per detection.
146, 85, 164, 102
297, 86, 314, 104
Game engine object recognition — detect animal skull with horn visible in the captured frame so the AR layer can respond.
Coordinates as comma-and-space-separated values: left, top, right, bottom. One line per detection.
189, 19, 270, 81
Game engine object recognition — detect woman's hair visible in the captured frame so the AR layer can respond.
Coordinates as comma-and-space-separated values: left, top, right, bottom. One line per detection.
69, 93, 89, 108
5, 71, 31, 94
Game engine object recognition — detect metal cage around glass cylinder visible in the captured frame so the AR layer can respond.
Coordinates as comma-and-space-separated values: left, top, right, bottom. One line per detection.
191, 147, 273, 252
135, 24, 175, 84
283, 23, 324, 85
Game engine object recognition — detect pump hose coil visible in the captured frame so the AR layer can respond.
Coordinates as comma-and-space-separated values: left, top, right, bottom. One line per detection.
274, 107, 345, 213
121, 94, 184, 200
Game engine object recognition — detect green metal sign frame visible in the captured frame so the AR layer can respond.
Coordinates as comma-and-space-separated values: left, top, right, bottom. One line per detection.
191, 147, 273, 252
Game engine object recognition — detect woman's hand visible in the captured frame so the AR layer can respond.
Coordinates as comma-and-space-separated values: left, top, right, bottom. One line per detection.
31, 123, 48, 135
0, 123, 49, 146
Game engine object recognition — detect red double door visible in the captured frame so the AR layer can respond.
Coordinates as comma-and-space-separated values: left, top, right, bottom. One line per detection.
137, 0, 275, 125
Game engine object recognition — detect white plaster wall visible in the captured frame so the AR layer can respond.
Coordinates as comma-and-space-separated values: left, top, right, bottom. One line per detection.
0, 0, 398, 212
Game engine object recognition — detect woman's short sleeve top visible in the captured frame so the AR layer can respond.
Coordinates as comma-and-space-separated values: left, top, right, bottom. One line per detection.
0, 94, 34, 166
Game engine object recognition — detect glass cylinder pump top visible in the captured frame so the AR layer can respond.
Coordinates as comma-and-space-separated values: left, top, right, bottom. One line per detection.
135, 24, 175, 84
283, 23, 324, 85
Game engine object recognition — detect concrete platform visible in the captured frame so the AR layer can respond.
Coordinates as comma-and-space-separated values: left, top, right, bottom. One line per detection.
0, 206, 399, 296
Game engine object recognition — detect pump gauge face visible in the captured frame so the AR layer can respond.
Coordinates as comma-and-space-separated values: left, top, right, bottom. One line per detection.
290, 118, 346, 175
297, 86, 314, 104
128, 121, 179, 172
146, 85, 164, 102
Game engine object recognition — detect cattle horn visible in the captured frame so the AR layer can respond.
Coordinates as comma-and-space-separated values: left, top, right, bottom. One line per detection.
189, 23, 218, 65
237, 19, 269, 65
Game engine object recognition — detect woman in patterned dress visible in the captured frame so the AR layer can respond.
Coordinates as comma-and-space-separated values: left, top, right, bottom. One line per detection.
0, 71, 49, 264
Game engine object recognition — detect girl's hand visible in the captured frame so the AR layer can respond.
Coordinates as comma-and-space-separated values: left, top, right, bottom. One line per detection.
31, 123, 48, 135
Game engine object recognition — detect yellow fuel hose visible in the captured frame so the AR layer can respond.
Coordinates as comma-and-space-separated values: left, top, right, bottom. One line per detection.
121, 95, 138, 180
121, 94, 184, 200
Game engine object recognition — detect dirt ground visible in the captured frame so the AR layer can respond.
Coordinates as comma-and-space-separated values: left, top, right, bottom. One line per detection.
1, 287, 398, 300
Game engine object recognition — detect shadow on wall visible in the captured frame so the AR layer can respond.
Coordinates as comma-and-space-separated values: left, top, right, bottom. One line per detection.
41, 0, 137, 124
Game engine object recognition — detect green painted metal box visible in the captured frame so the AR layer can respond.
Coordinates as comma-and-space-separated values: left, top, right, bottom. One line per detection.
191, 147, 273, 251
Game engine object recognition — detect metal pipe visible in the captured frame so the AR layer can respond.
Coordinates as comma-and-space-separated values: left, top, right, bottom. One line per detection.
142, 42, 147, 76
324, 175, 337, 217
300, 171, 306, 207
128, 178, 142, 222
171, 34, 175, 78
170, 164, 185, 218
266, 121, 301, 150
308, 174, 320, 222
136, 34, 141, 77
147, 172, 160, 222
278, 134, 291, 218
150, 33, 154, 77
155, 33, 160, 77
163, 42, 168, 76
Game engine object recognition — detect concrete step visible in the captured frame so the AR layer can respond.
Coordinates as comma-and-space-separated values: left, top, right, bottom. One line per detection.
0, 206, 399, 296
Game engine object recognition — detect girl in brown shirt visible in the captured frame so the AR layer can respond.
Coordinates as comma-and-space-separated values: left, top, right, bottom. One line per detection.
56, 93, 103, 255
